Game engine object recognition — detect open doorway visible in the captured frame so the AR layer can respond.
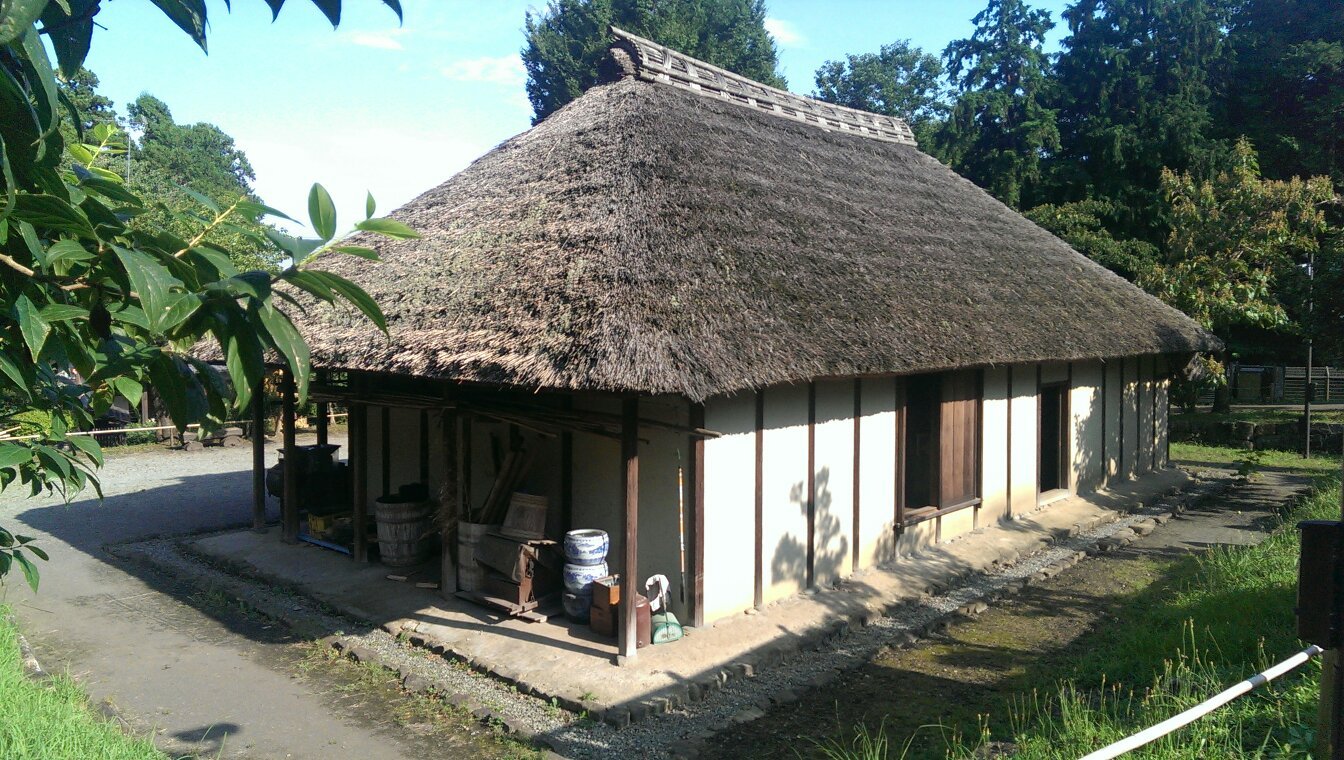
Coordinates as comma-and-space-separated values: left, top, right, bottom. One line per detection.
1038, 383, 1069, 494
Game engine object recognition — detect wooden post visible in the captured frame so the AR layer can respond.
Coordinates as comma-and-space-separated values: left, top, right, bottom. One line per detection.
280, 369, 299, 544
351, 401, 369, 563
690, 402, 705, 628
251, 382, 267, 532
316, 401, 329, 447
440, 408, 457, 599
618, 396, 640, 664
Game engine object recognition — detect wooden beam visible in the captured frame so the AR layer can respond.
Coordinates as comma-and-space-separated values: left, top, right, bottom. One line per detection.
458, 415, 473, 523
315, 400, 329, 447
440, 409, 457, 599
351, 401, 369, 563
561, 397, 574, 535
753, 391, 764, 610
251, 381, 267, 532
852, 379, 861, 572
806, 382, 816, 589
419, 409, 431, 484
618, 396, 640, 664
690, 402, 705, 628
381, 406, 392, 495
280, 368, 299, 544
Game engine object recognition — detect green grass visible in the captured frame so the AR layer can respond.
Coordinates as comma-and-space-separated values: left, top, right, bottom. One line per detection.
1171, 441, 1342, 476
936, 476, 1342, 760
0, 608, 166, 760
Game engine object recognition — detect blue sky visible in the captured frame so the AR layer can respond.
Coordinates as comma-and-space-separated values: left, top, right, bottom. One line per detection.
81, 0, 1068, 233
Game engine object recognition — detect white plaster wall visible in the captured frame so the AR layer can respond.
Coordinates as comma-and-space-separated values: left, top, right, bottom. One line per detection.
1104, 360, 1123, 483
1009, 364, 1038, 516
364, 406, 386, 501
1041, 362, 1070, 384
762, 384, 810, 604
858, 378, 897, 568
941, 506, 975, 542
702, 392, 757, 623
813, 380, 855, 586
386, 407, 423, 493
1138, 358, 1155, 474
569, 426, 622, 564
980, 367, 1010, 523
1071, 361, 1106, 494
634, 395, 692, 620
1123, 357, 1140, 479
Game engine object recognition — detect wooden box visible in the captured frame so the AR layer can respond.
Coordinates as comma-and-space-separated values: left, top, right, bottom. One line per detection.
591, 575, 620, 610
590, 602, 615, 638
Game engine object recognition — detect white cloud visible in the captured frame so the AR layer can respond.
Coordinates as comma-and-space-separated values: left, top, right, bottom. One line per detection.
349, 31, 404, 51
441, 55, 526, 86
764, 17, 804, 47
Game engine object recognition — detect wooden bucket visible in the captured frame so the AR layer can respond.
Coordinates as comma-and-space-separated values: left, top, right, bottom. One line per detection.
457, 521, 493, 592
374, 497, 434, 568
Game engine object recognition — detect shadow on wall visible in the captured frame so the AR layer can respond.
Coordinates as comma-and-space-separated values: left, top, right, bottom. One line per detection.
770, 467, 848, 590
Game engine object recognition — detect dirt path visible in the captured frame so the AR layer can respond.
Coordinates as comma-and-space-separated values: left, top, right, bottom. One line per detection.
699, 470, 1310, 760
1, 438, 513, 760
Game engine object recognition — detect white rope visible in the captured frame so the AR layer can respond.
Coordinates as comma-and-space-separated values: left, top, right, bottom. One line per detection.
1079, 644, 1325, 760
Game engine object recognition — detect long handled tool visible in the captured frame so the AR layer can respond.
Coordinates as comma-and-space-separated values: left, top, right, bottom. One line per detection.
677, 449, 687, 606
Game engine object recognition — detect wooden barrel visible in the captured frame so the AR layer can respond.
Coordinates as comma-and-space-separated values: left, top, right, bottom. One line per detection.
374, 497, 434, 568
457, 521, 492, 591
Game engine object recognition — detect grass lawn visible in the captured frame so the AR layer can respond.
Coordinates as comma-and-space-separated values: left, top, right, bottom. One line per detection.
932, 465, 1339, 758
0, 608, 165, 760
1171, 441, 1344, 476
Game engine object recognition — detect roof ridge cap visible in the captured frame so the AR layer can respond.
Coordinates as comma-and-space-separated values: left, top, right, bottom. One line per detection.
608, 26, 917, 147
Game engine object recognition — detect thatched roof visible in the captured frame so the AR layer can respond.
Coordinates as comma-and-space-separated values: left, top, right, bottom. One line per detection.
292, 32, 1219, 402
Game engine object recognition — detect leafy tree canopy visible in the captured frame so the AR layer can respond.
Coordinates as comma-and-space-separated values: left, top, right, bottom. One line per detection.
935, 0, 1058, 210
812, 40, 947, 143
522, 0, 785, 123
1050, 0, 1227, 242
0, 0, 407, 590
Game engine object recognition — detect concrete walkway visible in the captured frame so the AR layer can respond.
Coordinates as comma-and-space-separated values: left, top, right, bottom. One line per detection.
0, 436, 444, 759
189, 468, 1193, 725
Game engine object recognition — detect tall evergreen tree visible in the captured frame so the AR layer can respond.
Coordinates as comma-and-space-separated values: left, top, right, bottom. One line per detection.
936, 0, 1058, 210
1050, 0, 1227, 242
522, 0, 785, 124
812, 40, 947, 143
1221, 0, 1344, 187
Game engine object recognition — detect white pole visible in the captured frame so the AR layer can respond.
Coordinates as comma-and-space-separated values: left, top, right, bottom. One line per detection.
1080, 645, 1324, 760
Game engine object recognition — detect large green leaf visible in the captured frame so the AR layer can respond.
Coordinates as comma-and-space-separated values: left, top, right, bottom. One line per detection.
41, 0, 99, 76
14, 294, 50, 359
38, 303, 88, 322
160, 292, 202, 332
255, 302, 310, 400
0, 0, 44, 48
148, 0, 207, 50
308, 0, 340, 26
113, 246, 181, 333
146, 352, 207, 429
354, 217, 419, 239
306, 270, 387, 333
109, 376, 143, 408
67, 435, 103, 468
13, 549, 39, 592
307, 183, 337, 240
0, 352, 30, 398
12, 194, 94, 237
0, 444, 33, 470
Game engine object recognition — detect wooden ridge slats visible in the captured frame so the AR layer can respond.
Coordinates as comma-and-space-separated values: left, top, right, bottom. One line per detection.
610, 26, 918, 147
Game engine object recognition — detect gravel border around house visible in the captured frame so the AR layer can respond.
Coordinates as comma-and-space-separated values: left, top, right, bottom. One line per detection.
116, 470, 1239, 759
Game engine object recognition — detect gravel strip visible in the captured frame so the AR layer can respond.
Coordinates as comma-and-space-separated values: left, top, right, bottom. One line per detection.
116, 471, 1232, 759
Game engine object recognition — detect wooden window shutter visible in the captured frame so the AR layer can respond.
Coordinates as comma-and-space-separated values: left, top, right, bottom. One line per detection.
939, 370, 980, 507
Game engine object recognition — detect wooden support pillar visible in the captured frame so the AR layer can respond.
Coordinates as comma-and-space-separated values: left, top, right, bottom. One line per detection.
618, 396, 640, 664
457, 415, 472, 523
280, 369, 299, 544
351, 401, 369, 563
440, 408, 457, 599
315, 400, 329, 447
419, 409, 430, 484
689, 403, 705, 628
251, 382, 267, 532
